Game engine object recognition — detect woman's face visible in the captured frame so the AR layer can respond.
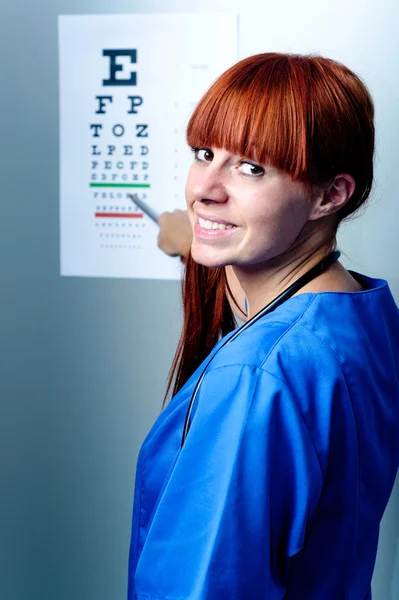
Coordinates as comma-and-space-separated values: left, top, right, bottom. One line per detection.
185, 147, 313, 270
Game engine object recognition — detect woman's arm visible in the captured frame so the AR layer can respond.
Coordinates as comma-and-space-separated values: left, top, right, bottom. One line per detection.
133, 364, 323, 598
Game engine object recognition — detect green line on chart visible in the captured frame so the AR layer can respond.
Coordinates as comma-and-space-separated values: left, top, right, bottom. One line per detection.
89, 183, 151, 188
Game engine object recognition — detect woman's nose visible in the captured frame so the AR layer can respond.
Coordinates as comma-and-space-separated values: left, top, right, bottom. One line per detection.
190, 165, 229, 204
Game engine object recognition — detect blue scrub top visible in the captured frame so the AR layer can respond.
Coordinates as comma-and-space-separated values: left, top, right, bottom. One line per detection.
128, 273, 399, 599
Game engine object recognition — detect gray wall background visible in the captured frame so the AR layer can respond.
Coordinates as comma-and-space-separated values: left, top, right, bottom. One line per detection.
1, 1, 398, 599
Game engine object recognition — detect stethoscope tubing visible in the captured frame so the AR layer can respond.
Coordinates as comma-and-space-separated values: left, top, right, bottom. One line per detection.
180, 250, 341, 448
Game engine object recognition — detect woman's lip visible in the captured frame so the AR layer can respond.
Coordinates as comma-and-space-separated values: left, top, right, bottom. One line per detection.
195, 212, 237, 227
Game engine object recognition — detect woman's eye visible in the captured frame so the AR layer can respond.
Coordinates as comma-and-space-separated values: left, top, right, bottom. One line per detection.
192, 148, 214, 162
238, 161, 264, 177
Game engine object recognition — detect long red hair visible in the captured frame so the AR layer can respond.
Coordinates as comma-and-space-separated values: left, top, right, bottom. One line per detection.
164, 52, 375, 402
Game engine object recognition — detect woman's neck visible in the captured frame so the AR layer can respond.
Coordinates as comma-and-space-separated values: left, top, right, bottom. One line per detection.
232, 236, 362, 320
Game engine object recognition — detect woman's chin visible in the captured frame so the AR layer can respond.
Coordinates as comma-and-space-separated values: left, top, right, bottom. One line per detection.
190, 245, 228, 268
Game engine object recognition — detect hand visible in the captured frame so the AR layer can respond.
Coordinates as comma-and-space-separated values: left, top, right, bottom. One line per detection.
157, 209, 193, 258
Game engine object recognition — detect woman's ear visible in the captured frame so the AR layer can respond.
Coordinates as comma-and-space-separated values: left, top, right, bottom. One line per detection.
309, 174, 356, 221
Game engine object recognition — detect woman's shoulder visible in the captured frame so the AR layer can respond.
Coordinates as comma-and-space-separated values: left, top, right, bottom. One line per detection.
212, 271, 398, 374
205, 273, 399, 435
199, 278, 399, 480
209, 293, 338, 377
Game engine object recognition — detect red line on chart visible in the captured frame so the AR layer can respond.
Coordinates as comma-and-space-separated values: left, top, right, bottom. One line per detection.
95, 213, 144, 218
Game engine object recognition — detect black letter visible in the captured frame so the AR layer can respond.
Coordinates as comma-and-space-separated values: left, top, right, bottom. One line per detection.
127, 96, 143, 114
90, 124, 103, 137
95, 96, 113, 114
136, 124, 148, 138
102, 50, 137, 86
112, 124, 125, 137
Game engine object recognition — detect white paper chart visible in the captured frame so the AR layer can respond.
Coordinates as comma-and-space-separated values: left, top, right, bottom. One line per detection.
58, 13, 238, 279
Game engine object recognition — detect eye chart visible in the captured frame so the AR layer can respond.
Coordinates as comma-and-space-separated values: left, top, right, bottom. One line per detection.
58, 13, 238, 279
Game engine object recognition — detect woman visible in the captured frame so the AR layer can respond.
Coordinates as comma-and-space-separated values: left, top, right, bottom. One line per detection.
128, 53, 399, 599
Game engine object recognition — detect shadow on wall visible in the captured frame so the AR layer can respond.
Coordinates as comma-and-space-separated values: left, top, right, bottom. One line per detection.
372, 473, 399, 599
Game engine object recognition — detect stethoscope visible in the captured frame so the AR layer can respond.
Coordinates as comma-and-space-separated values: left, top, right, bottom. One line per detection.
180, 250, 341, 448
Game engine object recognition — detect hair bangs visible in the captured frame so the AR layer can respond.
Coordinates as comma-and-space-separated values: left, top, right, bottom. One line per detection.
186, 55, 310, 181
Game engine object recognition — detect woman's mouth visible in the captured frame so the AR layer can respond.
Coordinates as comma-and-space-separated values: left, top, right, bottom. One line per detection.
194, 215, 238, 239
197, 216, 236, 231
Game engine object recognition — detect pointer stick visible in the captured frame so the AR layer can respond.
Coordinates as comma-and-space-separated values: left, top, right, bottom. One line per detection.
127, 193, 160, 224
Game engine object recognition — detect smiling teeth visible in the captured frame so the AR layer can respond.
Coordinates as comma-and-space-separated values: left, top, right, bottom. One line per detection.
198, 216, 235, 230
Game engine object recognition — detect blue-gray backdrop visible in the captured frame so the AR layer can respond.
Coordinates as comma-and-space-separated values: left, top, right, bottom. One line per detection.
1, 1, 398, 599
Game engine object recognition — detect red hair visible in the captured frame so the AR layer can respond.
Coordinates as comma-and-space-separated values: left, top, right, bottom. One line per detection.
164, 53, 375, 402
